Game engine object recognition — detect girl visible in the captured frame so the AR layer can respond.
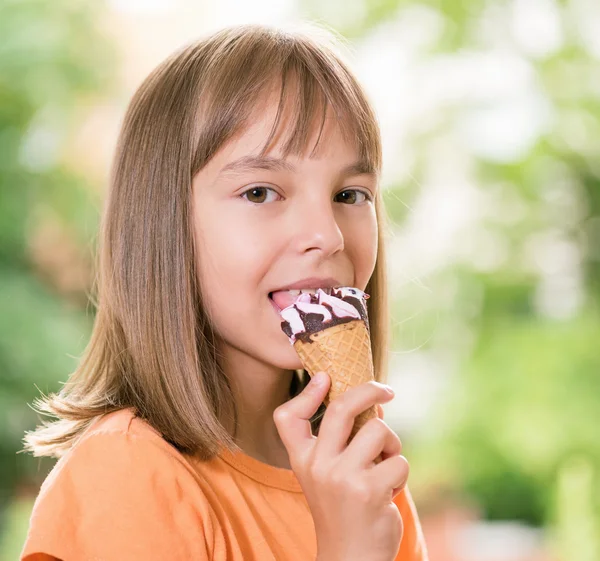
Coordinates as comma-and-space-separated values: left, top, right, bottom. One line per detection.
21, 23, 428, 561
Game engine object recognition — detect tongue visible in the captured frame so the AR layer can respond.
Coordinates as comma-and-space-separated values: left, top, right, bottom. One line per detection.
271, 291, 300, 311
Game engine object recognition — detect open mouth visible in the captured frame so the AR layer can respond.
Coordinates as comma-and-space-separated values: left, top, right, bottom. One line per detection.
268, 288, 336, 312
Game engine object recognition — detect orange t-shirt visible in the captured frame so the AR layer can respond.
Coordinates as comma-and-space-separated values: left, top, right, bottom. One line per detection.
21, 408, 428, 560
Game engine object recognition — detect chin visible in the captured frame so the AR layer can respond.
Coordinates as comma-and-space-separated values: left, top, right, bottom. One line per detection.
268, 342, 305, 370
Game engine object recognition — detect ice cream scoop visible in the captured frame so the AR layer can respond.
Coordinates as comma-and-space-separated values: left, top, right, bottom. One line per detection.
280, 287, 369, 344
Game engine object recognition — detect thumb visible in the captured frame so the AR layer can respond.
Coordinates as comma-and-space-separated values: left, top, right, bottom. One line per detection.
274, 371, 330, 458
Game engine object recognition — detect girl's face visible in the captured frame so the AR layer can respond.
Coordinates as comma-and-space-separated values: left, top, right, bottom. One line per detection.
192, 95, 378, 372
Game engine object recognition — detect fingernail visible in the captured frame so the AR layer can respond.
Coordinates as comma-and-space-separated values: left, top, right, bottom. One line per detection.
311, 372, 327, 386
385, 385, 395, 395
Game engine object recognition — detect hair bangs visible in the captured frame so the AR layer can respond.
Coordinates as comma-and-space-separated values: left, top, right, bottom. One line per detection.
193, 28, 381, 177
254, 70, 380, 178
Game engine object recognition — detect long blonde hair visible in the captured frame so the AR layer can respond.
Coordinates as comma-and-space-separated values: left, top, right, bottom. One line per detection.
23, 23, 391, 461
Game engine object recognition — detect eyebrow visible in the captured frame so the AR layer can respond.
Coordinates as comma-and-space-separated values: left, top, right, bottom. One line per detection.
217, 155, 378, 180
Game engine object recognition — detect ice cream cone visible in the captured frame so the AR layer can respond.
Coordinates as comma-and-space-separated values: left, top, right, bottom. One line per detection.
294, 321, 381, 464
278, 287, 383, 463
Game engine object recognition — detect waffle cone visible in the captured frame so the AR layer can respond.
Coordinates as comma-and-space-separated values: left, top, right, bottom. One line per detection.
293, 319, 379, 445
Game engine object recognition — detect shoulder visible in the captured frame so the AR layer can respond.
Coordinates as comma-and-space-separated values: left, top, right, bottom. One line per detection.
21, 408, 215, 561
73, 408, 207, 483
83, 406, 165, 444
38, 408, 205, 503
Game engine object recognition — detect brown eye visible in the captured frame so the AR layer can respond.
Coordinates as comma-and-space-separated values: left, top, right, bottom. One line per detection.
241, 186, 279, 204
335, 189, 370, 204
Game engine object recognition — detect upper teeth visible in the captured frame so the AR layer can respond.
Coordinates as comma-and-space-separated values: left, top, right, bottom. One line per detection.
285, 288, 332, 296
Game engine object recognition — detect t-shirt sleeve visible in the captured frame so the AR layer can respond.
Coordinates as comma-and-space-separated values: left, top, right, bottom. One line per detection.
20, 431, 215, 561
393, 486, 429, 561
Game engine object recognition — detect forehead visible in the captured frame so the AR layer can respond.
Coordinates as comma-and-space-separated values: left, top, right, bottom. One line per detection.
213, 92, 360, 174
257, 83, 357, 149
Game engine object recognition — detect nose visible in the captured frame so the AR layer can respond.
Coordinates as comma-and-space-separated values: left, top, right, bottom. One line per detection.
293, 198, 345, 257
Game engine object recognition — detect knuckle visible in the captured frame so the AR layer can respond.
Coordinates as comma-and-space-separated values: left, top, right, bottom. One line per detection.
371, 417, 393, 438
308, 462, 330, 486
394, 438, 403, 456
272, 406, 289, 426
325, 465, 358, 495
328, 471, 344, 490
367, 381, 394, 403
387, 503, 403, 530
389, 430, 402, 451
376, 420, 402, 451
366, 380, 382, 392
327, 399, 345, 417
349, 478, 372, 503
327, 464, 348, 488
367, 380, 389, 393
288, 454, 306, 474
394, 455, 410, 478
364, 417, 386, 434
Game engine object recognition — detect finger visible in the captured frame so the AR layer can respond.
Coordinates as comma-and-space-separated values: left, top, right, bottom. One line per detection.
273, 371, 331, 461
367, 455, 410, 502
343, 418, 402, 469
315, 381, 395, 460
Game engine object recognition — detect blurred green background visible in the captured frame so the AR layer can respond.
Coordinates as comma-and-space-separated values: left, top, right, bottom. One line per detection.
1, 0, 598, 559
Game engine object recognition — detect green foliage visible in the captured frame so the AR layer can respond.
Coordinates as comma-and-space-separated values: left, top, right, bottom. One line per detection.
447, 313, 600, 522
0, 496, 35, 561
550, 458, 600, 560
0, 265, 93, 499
0, 0, 115, 525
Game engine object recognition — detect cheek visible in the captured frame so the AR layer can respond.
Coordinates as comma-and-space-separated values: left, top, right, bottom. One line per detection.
342, 211, 378, 289
193, 207, 274, 328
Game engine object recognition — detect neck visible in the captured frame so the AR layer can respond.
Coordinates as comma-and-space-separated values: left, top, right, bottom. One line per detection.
219, 346, 296, 469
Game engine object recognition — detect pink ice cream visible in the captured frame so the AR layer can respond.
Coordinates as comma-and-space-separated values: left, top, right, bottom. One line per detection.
279, 287, 370, 344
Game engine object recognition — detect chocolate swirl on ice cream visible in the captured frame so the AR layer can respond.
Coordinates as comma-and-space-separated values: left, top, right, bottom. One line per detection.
280, 287, 370, 344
